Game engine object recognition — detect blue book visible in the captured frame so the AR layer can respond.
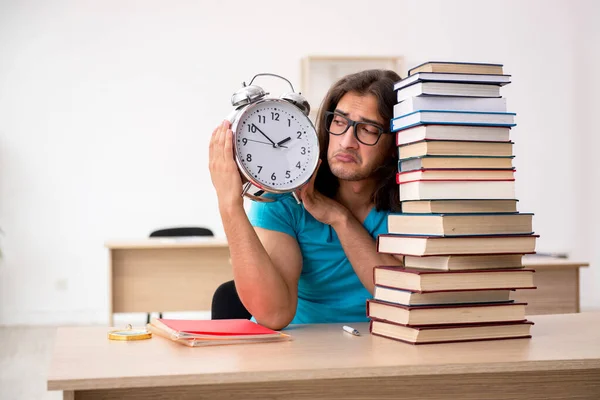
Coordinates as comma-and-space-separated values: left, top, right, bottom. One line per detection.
398, 155, 515, 172
391, 110, 516, 132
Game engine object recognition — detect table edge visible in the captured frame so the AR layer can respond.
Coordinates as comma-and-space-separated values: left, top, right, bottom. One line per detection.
47, 358, 600, 392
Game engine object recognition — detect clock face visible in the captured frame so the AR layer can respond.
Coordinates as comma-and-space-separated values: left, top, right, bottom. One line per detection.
234, 99, 319, 192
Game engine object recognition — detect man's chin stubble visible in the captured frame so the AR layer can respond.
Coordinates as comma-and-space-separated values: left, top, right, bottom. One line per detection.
330, 164, 369, 181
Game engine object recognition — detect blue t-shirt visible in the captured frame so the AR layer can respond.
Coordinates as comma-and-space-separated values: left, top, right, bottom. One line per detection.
247, 194, 389, 325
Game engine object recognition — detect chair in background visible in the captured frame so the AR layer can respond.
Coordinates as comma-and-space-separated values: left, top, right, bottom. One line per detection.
150, 227, 214, 238
211, 280, 252, 320
146, 226, 214, 324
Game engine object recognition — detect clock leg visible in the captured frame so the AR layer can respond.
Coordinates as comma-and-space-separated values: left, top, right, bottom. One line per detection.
241, 182, 253, 197
292, 192, 302, 204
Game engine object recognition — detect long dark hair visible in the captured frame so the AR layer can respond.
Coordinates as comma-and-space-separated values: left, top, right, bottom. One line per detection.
314, 69, 401, 212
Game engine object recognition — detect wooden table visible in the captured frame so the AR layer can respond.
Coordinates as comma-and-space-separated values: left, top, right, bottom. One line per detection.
47, 312, 600, 400
106, 239, 589, 324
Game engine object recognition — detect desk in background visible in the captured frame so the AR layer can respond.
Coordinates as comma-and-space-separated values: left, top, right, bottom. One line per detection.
516, 255, 589, 314
106, 238, 231, 326
106, 238, 589, 324
48, 312, 600, 400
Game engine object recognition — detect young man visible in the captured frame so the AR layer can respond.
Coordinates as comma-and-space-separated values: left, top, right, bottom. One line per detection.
209, 70, 403, 330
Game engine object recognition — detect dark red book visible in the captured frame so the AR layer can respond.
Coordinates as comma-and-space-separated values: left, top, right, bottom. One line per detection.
369, 318, 534, 345
367, 299, 528, 326
373, 266, 536, 293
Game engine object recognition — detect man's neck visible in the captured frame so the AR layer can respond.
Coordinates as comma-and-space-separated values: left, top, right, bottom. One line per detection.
335, 179, 376, 222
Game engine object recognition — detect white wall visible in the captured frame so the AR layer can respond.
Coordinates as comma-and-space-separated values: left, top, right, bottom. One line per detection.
1, 0, 598, 325
571, 0, 600, 310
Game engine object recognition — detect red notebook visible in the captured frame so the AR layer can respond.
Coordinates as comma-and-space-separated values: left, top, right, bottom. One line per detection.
156, 318, 280, 337
148, 318, 291, 347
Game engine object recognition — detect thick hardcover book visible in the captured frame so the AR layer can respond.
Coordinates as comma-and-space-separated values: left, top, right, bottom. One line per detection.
394, 97, 507, 117
400, 199, 519, 214
373, 266, 536, 292
398, 180, 517, 201
398, 140, 513, 160
408, 61, 504, 76
374, 285, 513, 306
394, 72, 511, 91
396, 169, 516, 183
398, 156, 515, 172
396, 82, 502, 102
395, 125, 511, 146
366, 299, 528, 326
391, 110, 516, 132
369, 318, 533, 345
376, 234, 538, 256
387, 212, 533, 236
402, 253, 526, 270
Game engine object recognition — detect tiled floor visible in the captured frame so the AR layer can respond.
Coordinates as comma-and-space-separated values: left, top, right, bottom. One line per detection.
0, 326, 62, 400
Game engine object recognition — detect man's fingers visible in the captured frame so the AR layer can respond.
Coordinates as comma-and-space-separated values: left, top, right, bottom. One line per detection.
224, 128, 234, 159
209, 124, 221, 167
217, 120, 227, 143
215, 120, 229, 161
209, 125, 219, 150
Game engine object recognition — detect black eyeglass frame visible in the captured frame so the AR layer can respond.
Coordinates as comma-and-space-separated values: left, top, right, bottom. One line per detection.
323, 111, 392, 146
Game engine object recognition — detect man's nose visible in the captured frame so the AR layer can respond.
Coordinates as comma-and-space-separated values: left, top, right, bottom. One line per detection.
340, 124, 359, 149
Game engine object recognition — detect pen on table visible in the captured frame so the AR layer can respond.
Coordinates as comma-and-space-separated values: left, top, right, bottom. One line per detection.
343, 325, 360, 336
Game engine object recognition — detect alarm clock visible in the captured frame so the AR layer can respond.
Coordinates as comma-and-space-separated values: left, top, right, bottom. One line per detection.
226, 73, 320, 203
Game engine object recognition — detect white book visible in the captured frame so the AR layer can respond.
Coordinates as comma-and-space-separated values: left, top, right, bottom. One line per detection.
394, 96, 507, 117
394, 72, 511, 91
392, 110, 516, 132
377, 235, 537, 256
373, 286, 513, 306
396, 125, 511, 145
399, 180, 516, 201
396, 82, 501, 103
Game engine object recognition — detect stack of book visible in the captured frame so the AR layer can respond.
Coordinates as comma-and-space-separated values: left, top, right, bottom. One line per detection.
148, 318, 290, 347
368, 61, 538, 345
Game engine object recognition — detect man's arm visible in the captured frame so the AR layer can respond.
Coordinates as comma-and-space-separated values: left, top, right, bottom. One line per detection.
330, 214, 401, 294
209, 121, 301, 330
220, 205, 302, 329
298, 162, 402, 294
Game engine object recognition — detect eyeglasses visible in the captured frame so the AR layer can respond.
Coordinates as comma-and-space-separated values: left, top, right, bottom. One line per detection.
324, 111, 390, 146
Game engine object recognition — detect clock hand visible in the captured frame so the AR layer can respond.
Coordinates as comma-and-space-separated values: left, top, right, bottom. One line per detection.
246, 138, 287, 148
277, 137, 291, 147
251, 124, 277, 147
